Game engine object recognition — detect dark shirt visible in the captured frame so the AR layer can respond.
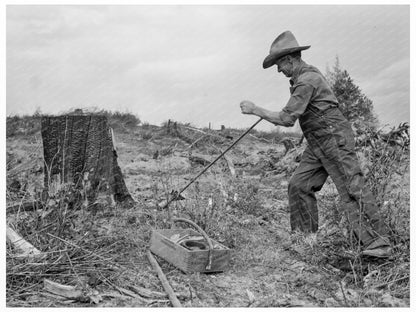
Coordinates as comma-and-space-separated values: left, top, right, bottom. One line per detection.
276, 60, 339, 126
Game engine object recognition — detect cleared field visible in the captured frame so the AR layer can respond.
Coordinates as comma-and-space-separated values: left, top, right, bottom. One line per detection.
6, 117, 410, 307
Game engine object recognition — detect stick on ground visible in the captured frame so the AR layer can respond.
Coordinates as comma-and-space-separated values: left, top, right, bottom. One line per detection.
146, 250, 182, 308
43, 279, 83, 299
6, 225, 44, 260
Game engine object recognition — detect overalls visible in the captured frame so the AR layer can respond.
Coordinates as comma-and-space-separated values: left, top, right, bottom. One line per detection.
288, 90, 388, 247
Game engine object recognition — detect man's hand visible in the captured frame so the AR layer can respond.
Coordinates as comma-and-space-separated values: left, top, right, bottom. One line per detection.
240, 101, 286, 126
240, 100, 256, 115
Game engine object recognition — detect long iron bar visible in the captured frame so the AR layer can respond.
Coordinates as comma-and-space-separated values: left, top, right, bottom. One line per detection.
163, 118, 263, 209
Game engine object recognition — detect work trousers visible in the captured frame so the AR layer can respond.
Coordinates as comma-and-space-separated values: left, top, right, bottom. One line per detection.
289, 107, 388, 247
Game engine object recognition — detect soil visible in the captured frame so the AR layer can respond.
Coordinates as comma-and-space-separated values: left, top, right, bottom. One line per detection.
6, 125, 410, 308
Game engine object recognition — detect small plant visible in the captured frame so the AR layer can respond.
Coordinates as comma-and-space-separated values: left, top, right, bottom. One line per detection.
141, 131, 153, 140
354, 122, 410, 242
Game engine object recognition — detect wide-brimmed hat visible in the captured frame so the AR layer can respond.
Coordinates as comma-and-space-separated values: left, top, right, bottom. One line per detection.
263, 31, 310, 69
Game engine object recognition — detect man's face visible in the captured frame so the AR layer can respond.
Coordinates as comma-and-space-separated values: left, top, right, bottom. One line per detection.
276, 56, 293, 77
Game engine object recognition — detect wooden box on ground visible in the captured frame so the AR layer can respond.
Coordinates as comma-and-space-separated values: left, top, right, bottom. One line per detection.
149, 228, 231, 273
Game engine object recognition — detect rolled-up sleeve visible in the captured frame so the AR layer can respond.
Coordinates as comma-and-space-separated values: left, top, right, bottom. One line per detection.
277, 83, 315, 126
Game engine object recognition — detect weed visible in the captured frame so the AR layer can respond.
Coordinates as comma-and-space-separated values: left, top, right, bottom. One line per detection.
141, 131, 153, 140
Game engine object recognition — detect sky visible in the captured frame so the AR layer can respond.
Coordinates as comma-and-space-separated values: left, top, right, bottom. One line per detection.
5, 4, 411, 131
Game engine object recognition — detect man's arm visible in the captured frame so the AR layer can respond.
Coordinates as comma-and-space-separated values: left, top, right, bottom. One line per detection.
240, 83, 314, 127
240, 102, 294, 126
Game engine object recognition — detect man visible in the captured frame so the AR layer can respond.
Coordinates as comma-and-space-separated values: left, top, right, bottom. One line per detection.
240, 31, 391, 258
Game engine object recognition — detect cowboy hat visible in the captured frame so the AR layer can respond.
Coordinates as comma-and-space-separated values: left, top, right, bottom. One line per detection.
263, 31, 310, 69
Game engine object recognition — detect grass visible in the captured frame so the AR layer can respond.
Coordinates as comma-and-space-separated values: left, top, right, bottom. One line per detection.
6, 115, 410, 307
6, 181, 170, 307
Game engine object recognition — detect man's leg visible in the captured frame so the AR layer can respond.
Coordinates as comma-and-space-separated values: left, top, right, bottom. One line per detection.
315, 126, 390, 251
347, 173, 389, 243
288, 146, 328, 232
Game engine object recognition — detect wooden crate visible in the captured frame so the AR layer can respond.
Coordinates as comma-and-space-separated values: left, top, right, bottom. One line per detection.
149, 228, 231, 273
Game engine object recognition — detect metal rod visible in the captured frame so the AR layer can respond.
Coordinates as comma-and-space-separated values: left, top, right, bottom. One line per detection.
163, 118, 262, 209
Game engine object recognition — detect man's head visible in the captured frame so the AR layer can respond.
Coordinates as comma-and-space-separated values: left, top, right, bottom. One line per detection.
263, 31, 310, 71
275, 51, 302, 77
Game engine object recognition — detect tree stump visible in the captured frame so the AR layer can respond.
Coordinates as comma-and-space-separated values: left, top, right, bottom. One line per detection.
41, 114, 133, 205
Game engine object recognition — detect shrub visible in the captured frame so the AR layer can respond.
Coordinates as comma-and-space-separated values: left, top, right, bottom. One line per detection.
6, 115, 42, 137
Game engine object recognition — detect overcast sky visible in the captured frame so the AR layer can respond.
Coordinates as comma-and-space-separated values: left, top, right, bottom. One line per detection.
6, 5, 410, 131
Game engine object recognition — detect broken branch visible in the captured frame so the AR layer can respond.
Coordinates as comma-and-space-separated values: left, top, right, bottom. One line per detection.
43, 279, 84, 300
6, 225, 44, 260
146, 250, 182, 307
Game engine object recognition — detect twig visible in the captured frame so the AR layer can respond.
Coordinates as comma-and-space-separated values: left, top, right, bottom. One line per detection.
146, 251, 182, 307
115, 286, 153, 304
186, 136, 205, 150
338, 281, 350, 307
374, 275, 409, 289
101, 291, 170, 305
182, 125, 222, 138
65, 252, 83, 286
248, 133, 272, 143
222, 153, 236, 177
46, 233, 123, 271
129, 285, 167, 299
7, 201, 42, 214
349, 260, 358, 286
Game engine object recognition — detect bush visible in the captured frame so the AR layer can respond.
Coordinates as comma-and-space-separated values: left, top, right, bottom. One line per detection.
6, 109, 141, 137
355, 122, 410, 246
6, 115, 42, 137
107, 111, 140, 131
79, 108, 140, 131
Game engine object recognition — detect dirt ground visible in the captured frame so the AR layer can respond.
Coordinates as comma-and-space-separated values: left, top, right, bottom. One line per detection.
6, 124, 410, 308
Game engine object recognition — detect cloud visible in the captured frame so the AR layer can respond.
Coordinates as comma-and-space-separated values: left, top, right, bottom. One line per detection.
6, 5, 410, 130
359, 58, 409, 97
7, 6, 107, 49
356, 58, 409, 125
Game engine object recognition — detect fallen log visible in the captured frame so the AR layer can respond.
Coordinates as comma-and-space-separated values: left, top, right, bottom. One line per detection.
146, 250, 182, 308
6, 225, 44, 260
